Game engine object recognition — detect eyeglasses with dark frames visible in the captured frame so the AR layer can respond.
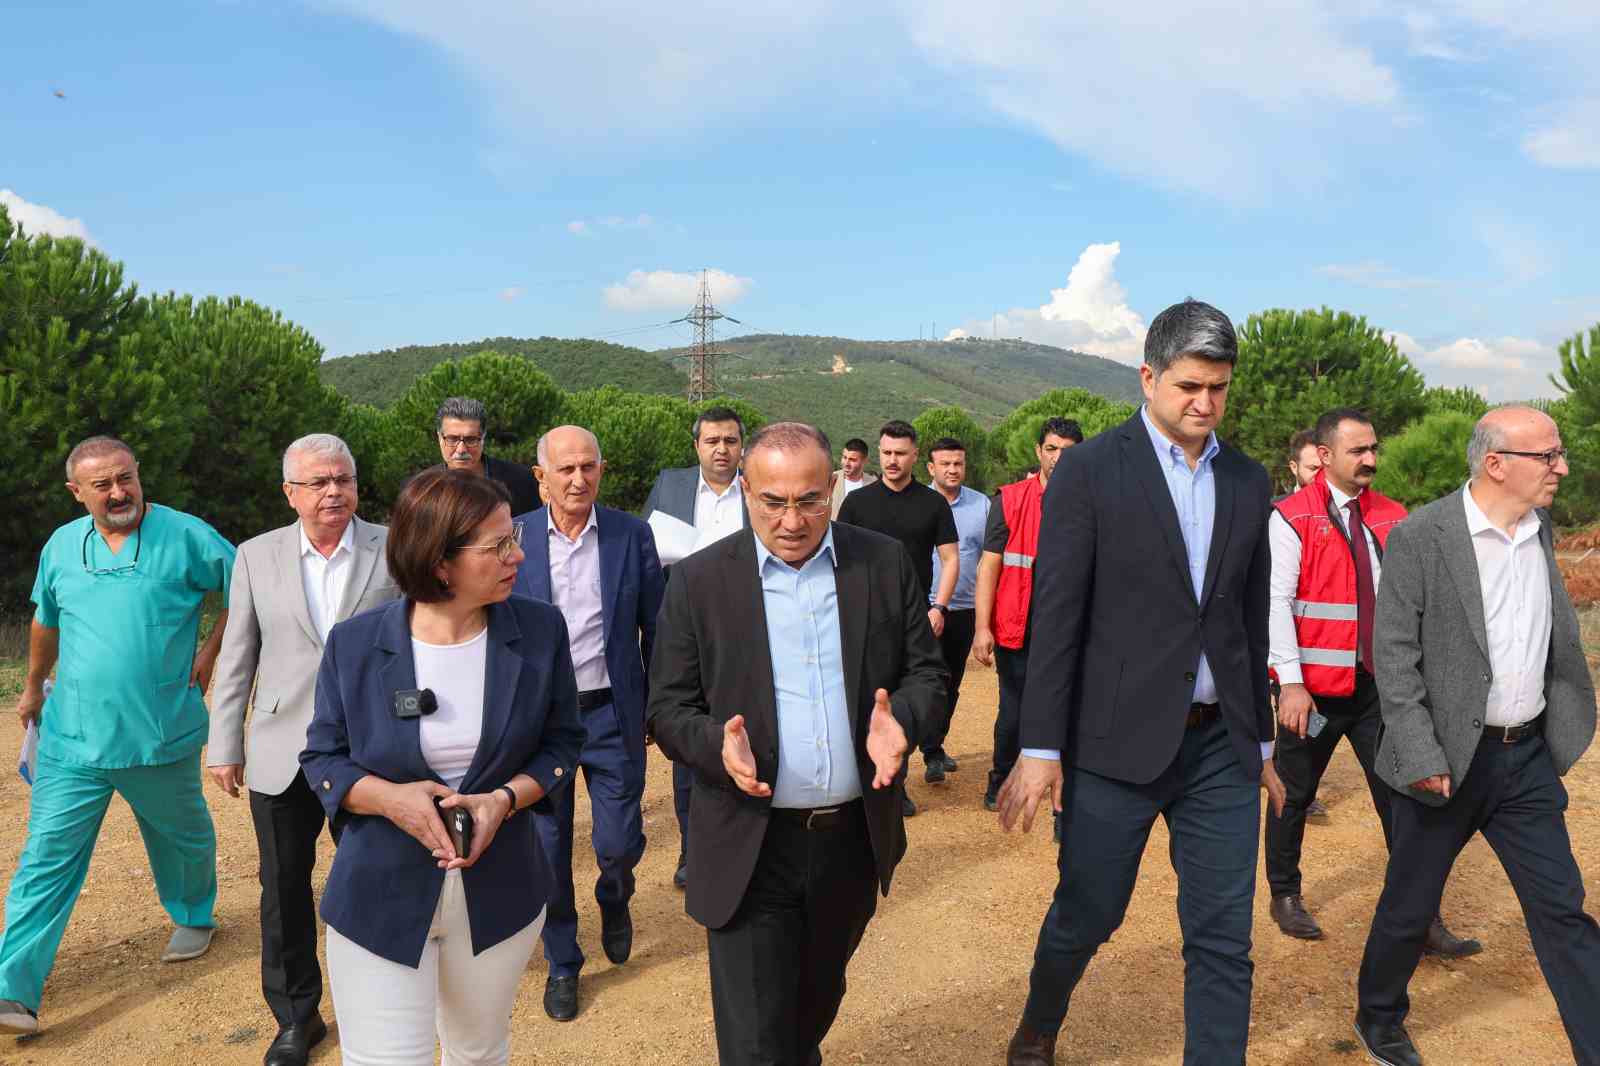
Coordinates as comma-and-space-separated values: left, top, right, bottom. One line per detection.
1494, 448, 1569, 469
440, 434, 485, 449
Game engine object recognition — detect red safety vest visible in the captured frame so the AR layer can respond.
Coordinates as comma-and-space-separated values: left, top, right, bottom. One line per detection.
994, 475, 1045, 650
1273, 470, 1407, 697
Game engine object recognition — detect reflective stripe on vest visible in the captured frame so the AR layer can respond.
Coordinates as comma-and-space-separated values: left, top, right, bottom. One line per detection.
1291, 599, 1359, 621
1298, 646, 1358, 668
1002, 551, 1035, 569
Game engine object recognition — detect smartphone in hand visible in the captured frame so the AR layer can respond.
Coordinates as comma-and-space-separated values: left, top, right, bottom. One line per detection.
434, 797, 473, 858
1307, 710, 1329, 738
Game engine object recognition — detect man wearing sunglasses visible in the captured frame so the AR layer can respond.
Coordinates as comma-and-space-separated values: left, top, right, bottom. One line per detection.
429, 396, 540, 517
1, 436, 235, 1037
205, 433, 400, 1066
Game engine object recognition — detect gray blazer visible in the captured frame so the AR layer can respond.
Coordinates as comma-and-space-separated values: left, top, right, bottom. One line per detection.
208, 516, 400, 795
642, 465, 748, 528
1373, 489, 1596, 806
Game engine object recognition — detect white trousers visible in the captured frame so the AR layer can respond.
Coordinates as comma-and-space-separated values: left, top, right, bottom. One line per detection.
326, 870, 544, 1066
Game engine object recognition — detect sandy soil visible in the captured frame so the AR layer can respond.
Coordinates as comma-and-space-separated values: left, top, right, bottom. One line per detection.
0, 665, 1593, 1065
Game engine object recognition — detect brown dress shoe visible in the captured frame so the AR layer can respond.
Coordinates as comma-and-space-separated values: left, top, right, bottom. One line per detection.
1006, 1024, 1057, 1065
1270, 894, 1325, 940
1423, 915, 1482, 958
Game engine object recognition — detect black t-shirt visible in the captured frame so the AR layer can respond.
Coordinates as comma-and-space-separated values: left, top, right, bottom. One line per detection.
836, 478, 957, 596
983, 491, 1009, 552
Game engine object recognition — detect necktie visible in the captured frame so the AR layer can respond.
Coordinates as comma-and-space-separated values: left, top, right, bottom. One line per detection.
1346, 498, 1375, 674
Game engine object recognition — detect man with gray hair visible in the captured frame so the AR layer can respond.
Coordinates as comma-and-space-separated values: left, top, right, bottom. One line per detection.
429, 396, 540, 516
1, 437, 235, 1036
206, 433, 399, 1066
1354, 406, 1600, 1066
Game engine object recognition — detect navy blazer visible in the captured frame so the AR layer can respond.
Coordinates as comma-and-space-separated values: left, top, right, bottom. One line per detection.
300, 596, 585, 968
510, 505, 664, 770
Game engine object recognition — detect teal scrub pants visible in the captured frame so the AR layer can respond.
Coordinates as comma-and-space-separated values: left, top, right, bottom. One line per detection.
0, 750, 217, 1010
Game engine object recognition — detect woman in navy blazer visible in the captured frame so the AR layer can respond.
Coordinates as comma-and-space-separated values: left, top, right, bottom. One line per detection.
301, 469, 583, 1066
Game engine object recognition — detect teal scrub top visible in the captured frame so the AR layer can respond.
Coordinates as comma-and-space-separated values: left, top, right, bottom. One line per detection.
31, 503, 235, 769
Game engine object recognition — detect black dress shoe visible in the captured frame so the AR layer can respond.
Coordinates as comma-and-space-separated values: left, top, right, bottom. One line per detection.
1423, 915, 1482, 958
1306, 797, 1331, 823
264, 1015, 328, 1066
673, 851, 688, 890
1006, 1023, 1057, 1065
1353, 1015, 1423, 1066
902, 793, 918, 817
601, 905, 633, 965
984, 770, 1003, 812
544, 975, 579, 1021
939, 753, 958, 772
1270, 894, 1325, 940
924, 754, 946, 784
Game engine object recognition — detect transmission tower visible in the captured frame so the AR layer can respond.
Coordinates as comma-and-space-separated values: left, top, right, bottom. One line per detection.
672, 270, 740, 403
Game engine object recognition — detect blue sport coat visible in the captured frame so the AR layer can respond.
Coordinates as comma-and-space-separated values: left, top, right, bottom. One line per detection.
300, 596, 585, 968
511, 504, 664, 771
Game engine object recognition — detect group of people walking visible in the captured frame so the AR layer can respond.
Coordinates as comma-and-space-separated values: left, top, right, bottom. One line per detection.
2, 297, 1598, 1066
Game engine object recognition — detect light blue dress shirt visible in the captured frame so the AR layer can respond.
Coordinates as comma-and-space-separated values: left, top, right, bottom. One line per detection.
754, 528, 863, 808
930, 485, 990, 611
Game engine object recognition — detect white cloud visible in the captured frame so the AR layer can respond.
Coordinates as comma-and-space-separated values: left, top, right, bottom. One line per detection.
0, 189, 93, 244
602, 268, 752, 313
1318, 261, 1444, 290
943, 241, 1147, 363
1523, 99, 1600, 169
1423, 336, 1544, 371
1389, 328, 1560, 398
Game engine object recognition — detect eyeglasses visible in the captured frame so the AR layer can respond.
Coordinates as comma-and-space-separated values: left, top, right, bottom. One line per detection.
82, 513, 143, 575
285, 475, 357, 492
752, 497, 830, 519
459, 521, 524, 563
440, 435, 485, 449
1494, 448, 1569, 469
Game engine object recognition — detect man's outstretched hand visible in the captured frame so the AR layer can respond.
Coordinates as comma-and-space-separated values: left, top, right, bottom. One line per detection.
722, 715, 772, 798
865, 688, 909, 789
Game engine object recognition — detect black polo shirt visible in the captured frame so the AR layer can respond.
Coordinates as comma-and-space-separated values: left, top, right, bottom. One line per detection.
836, 478, 957, 597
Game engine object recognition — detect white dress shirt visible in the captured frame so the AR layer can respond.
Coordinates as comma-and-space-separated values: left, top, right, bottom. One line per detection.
1463, 484, 1550, 728
693, 470, 744, 541
547, 508, 611, 692
1267, 482, 1383, 686
299, 521, 356, 642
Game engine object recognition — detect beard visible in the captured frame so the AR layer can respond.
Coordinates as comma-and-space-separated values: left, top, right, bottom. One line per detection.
102, 500, 142, 529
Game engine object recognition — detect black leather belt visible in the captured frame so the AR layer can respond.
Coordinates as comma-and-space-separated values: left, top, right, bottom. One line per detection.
771, 799, 862, 830
1482, 715, 1542, 745
1186, 702, 1221, 729
577, 688, 613, 713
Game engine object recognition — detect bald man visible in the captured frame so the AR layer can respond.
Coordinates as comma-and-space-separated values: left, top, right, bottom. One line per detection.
1354, 407, 1600, 1066
513, 426, 665, 1022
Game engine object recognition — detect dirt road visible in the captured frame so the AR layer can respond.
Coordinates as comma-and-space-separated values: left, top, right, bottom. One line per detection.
0, 665, 1592, 1064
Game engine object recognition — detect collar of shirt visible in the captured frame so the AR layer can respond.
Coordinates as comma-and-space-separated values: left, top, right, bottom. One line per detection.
697, 470, 740, 501
546, 505, 599, 545
1462, 482, 1541, 546
1139, 405, 1219, 472
298, 519, 355, 560
753, 526, 839, 575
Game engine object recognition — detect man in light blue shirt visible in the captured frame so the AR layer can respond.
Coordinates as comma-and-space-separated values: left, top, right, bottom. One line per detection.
923, 436, 990, 784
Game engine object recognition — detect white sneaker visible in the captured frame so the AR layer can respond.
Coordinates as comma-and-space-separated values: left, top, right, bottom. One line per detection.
0, 999, 38, 1035
161, 925, 215, 962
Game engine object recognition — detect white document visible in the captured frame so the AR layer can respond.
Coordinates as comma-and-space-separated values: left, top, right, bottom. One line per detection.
648, 511, 742, 566
18, 679, 47, 785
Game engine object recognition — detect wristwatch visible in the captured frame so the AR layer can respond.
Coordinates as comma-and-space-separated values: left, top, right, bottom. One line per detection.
932, 603, 949, 616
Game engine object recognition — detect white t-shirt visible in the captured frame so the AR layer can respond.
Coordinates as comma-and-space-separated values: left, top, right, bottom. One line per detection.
413, 627, 488, 789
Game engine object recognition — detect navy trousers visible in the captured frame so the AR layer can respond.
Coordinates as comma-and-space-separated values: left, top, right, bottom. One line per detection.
533, 700, 646, 978
673, 762, 692, 857
1358, 733, 1600, 1064
1021, 716, 1260, 1065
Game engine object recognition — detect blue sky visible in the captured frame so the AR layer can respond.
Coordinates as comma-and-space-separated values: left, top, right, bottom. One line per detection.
4, 0, 1598, 398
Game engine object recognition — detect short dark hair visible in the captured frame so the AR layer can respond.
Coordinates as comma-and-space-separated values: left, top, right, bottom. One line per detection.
65, 435, 137, 480
745, 421, 832, 465
1143, 299, 1237, 375
435, 396, 488, 436
928, 436, 966, 457
1038, 417, 1084, 445
692, 406, 744, 442
387, 468, 512, 603
1287, 428, 1318, 466
879, 420, 917, 444
842, 437, 869, 456
1313, 407, 1372, 449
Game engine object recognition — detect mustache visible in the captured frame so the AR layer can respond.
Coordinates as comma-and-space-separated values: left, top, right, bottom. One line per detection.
1356, 466, 1376, 477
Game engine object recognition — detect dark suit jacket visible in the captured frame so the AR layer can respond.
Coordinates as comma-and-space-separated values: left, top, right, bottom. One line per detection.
1019, 411, 1274, 783
1373, 492, 1596, 804
642, 465, 749, 529
646, 525, 947, 929
415, 456, 540, 518
510, 504, 665, 771
300, 597, 585, 968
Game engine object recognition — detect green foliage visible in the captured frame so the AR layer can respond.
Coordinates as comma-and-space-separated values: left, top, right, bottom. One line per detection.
1549, 325, 1600, 528
1222, 308, 1428, 470
987, 388, 1137, 480
387, 351, 567, 478
1424, 385, 1489, 418
1372, 411, 1475, 509
911, 406, 990, 491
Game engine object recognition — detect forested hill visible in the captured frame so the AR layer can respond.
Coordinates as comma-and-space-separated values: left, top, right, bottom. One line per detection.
319, 333, 1142, 447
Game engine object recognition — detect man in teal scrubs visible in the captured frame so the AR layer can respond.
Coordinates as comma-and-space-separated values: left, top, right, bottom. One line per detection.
0, 436, 234, 1035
